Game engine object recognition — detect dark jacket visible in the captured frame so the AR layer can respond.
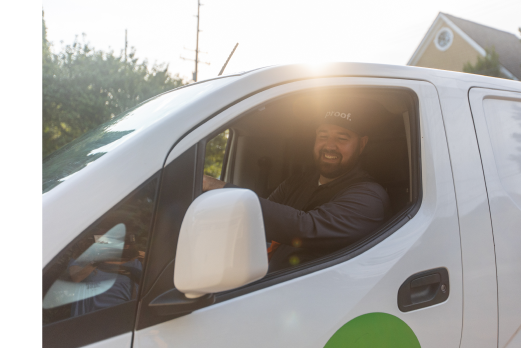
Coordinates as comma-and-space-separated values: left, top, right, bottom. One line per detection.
227, 164, 390, 271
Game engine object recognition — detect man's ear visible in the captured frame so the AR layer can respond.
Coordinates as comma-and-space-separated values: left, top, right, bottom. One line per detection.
359, 136, 369, 154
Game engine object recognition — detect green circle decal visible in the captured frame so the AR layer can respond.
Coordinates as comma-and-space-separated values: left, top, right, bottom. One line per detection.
324, 313, 420, 348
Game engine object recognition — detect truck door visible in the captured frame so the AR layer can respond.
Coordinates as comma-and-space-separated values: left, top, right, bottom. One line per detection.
469, 88, 521, 348
133, 77, 463, 348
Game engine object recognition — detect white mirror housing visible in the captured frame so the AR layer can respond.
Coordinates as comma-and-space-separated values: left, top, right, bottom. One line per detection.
174, 188, 268, 298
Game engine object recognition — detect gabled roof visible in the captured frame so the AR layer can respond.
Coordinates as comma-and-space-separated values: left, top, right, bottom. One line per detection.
442, 13, 521, 80
408, 13, 521, 80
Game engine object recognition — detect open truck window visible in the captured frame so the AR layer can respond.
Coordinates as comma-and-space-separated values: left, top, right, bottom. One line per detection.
205, 87, 418, 274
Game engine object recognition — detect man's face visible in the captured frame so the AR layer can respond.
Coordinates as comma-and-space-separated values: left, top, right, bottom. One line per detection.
313, 124, 368, 179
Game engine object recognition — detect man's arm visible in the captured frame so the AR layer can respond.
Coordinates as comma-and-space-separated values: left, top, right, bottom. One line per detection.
202, 175, 388, 250
259, 183, 390, 250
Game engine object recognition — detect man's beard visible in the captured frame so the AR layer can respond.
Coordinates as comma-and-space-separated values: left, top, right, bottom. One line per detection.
314, 146, 361, 179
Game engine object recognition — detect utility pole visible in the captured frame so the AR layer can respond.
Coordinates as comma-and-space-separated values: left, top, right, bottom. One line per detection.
194, 0, 200, 82
180, 0, 210, 82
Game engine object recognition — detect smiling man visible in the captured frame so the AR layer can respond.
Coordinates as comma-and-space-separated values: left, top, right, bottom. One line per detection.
203, 98, 391, 271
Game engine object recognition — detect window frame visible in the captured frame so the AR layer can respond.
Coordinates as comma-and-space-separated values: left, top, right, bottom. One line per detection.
468, 87, 521, 348
220, 129, 234, 181
434, 27, 454, 51
198, 87, 422, 304
136, 78, 423, 330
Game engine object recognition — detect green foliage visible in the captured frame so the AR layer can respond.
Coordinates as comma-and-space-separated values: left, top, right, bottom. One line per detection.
42, 15, 185, 158
204, 130, 229, 178
463, 47, 502, 78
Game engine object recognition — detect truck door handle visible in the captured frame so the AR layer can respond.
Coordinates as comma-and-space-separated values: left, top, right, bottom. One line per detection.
397, 268, 449, 312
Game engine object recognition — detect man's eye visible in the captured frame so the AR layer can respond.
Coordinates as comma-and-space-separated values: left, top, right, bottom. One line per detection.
339, 137, 348, 141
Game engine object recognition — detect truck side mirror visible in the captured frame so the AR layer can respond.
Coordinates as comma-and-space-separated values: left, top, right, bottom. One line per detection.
174, 188, 268, 299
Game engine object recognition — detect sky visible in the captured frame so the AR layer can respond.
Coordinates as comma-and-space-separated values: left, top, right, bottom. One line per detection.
42, 0, 521, 82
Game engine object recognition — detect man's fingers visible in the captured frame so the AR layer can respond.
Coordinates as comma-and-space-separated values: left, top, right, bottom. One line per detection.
203, 175, 225, 191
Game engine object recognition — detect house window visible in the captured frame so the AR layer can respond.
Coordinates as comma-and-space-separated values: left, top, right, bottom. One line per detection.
434, 27, 453, 51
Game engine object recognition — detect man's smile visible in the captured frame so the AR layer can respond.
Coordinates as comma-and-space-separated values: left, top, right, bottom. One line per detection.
321, 151, 342, 162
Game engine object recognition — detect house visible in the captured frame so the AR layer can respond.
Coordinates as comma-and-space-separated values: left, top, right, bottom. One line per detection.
408, 13, 521, 80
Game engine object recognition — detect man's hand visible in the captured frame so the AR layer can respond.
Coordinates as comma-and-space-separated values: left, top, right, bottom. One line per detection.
203, 175, 226, 192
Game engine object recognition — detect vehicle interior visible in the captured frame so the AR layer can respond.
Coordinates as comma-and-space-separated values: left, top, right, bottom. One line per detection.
209, 87, 417, 219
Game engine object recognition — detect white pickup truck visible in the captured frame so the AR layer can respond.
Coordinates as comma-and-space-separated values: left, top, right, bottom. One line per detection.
43, 63, 521, 348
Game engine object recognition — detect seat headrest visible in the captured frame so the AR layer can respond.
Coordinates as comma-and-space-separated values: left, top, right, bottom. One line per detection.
360, 113, 409, 186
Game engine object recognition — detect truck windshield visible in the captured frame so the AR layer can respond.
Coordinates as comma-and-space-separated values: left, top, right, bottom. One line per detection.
43, 76, 239, 194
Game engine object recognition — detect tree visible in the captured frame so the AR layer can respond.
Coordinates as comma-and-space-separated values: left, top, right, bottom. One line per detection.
42, 14, 185, 158
204, 130, 229, 178
463, 47, 502, 78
